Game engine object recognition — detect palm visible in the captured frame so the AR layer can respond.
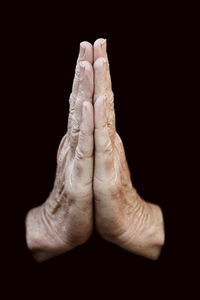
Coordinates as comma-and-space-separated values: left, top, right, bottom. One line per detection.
94, 127, 135, 241
48, 133, 93, 246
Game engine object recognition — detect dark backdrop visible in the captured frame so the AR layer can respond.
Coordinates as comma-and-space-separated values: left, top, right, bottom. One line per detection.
3, 3, 195, 298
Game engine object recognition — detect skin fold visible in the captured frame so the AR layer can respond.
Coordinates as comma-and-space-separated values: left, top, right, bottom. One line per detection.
25, 39, 165, 262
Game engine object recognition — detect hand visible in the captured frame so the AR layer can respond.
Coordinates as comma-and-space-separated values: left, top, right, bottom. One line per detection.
26, 42, 94, 261
93, 39, 164, 260
26, 38, 165, 262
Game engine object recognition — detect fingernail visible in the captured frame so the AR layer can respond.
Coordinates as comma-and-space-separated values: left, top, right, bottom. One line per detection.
80, 43, 86, 58
101, 39, 107, 52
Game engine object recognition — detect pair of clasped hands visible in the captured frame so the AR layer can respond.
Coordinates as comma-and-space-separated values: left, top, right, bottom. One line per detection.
26, 38, 164, 262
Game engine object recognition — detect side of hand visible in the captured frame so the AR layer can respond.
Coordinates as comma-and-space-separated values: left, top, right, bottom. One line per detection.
93, 39, 165, 260
26, 42, 95, 261
25, 39, 165, 262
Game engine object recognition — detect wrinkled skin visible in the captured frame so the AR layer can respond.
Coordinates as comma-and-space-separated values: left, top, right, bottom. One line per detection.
93, 39, 164, 259
26, 39, 164, 262
26, 42, 95, 261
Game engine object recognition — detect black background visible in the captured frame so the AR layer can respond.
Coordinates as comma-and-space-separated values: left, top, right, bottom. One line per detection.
2, 3, 197, 298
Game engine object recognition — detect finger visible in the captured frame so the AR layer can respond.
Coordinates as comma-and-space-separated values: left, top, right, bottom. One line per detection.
72, 101, 94, 187
93, 56, 113, 100
93, 39, 112, 102
94, 96, 114, 180
71, 42, 93, 96
93, 56, 116, 137
68, 41, 93, 133
93, 38, 112, 103
93, 39, 115, 136
93, 38, 108, 62
70, 61, 93, 151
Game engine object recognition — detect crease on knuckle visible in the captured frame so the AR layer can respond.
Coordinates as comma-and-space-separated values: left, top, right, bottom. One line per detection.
71, 118, 80, 135
69, 108, 75, 120
80, 127, 92, 137
107, 115, 115, 128
71, 127, 80, 135
75, 146, 85, 160
75, 64, 81, 78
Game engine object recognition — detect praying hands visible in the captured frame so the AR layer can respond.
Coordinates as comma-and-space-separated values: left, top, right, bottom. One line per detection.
25, 38, 165, 262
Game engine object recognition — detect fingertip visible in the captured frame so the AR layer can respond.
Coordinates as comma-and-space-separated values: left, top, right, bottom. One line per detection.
93, 38, 106, 47
79, 41, 93, 64
80, 41, 93, 48
94, 38, 107, 62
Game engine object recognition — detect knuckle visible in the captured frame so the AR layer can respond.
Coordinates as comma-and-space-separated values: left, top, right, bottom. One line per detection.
107, 115, 115, 128
71, 120, 80, 135
80, 124, 88, 135
74, 161, 84, 177
82, 60, 92, 72
94, 57, 106, 70
75, 146, 85, 160
80, 127, 92, 138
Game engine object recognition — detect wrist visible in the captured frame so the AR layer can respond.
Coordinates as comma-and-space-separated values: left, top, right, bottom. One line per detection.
25, 203, 70, 262
116, 194, 165, 260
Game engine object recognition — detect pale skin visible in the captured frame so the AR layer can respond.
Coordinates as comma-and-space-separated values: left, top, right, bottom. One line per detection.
25, 38, 165, 262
